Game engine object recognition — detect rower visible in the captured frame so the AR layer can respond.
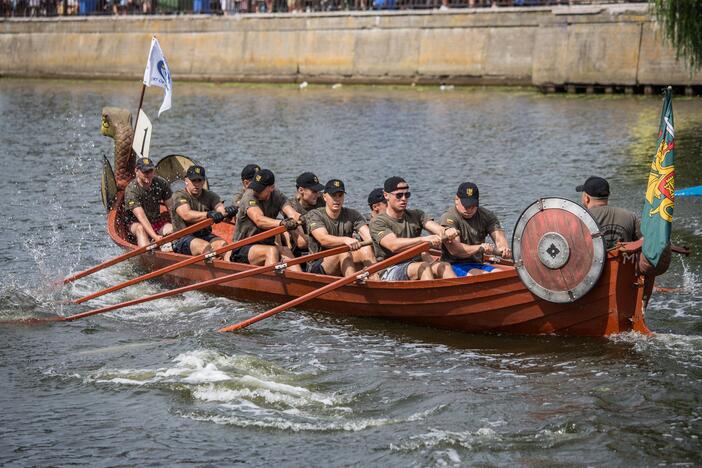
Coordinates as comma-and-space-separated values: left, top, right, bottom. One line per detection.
367, 187, 387, 220
306, 179, 377, 278
231, 163, 261, 208
170, 165, 235, 257
440, 182, 511, 276
290, 172, 325, 216
230, 169, 303, 270
288, 172, 325, 257
576, 176, 642, 249
124, 157, 173, 247
369, 176, 457, 281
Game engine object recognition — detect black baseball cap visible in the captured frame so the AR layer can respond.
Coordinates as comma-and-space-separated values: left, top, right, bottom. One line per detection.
576, 176, 610, 198
324, 179, 346, 195
367, 188, 385, 207
250, 168, 275, 193
136, 157, 155, 172
384, 176, 407, 193
296, 172, 324, 191
186, 165, 206, 181
457, 182, 479, 208
241, 164, 261, 181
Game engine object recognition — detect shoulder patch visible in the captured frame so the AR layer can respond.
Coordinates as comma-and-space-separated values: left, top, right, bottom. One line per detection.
128, 200, 135, 206
446, 218, 455, 224
249, 200, 257, 206
179, 198, 187, 203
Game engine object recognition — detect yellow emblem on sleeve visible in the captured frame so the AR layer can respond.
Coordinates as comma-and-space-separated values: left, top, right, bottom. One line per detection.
249, 200, 257, 206
447, 218, 454, 224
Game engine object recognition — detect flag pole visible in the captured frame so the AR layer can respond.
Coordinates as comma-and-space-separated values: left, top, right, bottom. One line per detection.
132, 35, 156, 147
133, 83, 146, 133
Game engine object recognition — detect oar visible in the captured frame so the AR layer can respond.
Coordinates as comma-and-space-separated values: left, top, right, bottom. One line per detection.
62, 217, 214, 284
218, 241, 431, 332
74, 225, 287, 304
676, 185, 702, 197
62, 241, 372, 322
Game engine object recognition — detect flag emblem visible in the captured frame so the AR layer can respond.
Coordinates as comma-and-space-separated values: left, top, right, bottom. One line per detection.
143, 37, 172, 117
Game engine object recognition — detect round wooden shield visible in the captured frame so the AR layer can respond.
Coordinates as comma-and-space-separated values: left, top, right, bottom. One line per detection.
155, 154, 209, 191
100, 155, 118, 211
512, 197, 605, 303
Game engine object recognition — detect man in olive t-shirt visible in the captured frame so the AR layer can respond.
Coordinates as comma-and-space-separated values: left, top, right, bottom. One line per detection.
170, 165, 233, 257
440, 182, 511, 276
230, 168, 303, 270
576, 176, 642, 249
369, 176, 456, 281
124, 157, 173, 247
306, 179, 377, 278
231, 163, 260, 209
288, 172, 326, 256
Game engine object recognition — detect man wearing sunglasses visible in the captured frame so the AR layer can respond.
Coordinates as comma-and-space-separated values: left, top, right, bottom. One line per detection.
124, 157, 173, 247
369, 176, 457, 281
306, 179, 377, 278
440, 182, 511, 276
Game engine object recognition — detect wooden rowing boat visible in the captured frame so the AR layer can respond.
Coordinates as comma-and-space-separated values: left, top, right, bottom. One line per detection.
104, 197, 652, 337
98, 106, 653, 337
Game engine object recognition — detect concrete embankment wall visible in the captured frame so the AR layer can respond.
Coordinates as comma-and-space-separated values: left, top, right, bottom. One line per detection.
1, 4, 701, 87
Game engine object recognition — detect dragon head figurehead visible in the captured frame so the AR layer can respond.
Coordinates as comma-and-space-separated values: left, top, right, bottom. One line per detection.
101, 107, 136, 191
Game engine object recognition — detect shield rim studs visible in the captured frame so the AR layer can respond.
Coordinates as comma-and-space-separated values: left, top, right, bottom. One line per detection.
512, 197, 605, 304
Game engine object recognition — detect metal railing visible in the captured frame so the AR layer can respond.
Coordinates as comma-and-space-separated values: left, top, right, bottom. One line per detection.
0, 0, 646, 17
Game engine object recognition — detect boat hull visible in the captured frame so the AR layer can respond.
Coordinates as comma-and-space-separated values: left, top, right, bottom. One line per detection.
106, 208, 650, 337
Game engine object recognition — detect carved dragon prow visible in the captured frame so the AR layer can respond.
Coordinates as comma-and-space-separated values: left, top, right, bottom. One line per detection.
101, 106, 135, 191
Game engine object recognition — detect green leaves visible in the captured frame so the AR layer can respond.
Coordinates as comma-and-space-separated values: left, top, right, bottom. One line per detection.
653, 0, 702, 71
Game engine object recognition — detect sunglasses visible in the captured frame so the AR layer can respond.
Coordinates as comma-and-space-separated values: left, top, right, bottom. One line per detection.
392, 191, 411, 200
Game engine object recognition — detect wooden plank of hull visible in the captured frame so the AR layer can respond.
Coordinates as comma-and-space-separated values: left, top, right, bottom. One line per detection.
107, 208, 645, 337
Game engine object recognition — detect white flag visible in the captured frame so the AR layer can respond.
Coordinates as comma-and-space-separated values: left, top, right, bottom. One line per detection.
142, 37, 172, 117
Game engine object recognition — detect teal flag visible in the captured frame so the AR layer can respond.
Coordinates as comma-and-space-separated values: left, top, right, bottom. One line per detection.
642, 87, 675, 267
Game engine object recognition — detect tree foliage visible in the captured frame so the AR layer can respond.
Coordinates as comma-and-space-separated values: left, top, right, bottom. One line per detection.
652, 0, 702, 71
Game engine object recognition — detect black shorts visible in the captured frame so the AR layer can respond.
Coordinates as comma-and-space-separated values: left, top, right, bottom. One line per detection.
230, 245, 253, 264
308, 259, 326, 275
173, 232, 220, 256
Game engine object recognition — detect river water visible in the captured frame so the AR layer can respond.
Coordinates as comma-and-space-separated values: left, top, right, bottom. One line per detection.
0, 79, 700, 466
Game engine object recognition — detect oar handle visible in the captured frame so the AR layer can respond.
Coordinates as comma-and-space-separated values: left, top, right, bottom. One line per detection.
218, 241, 429, 333
65, 238, 373, 321
62, 217, 214, 284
